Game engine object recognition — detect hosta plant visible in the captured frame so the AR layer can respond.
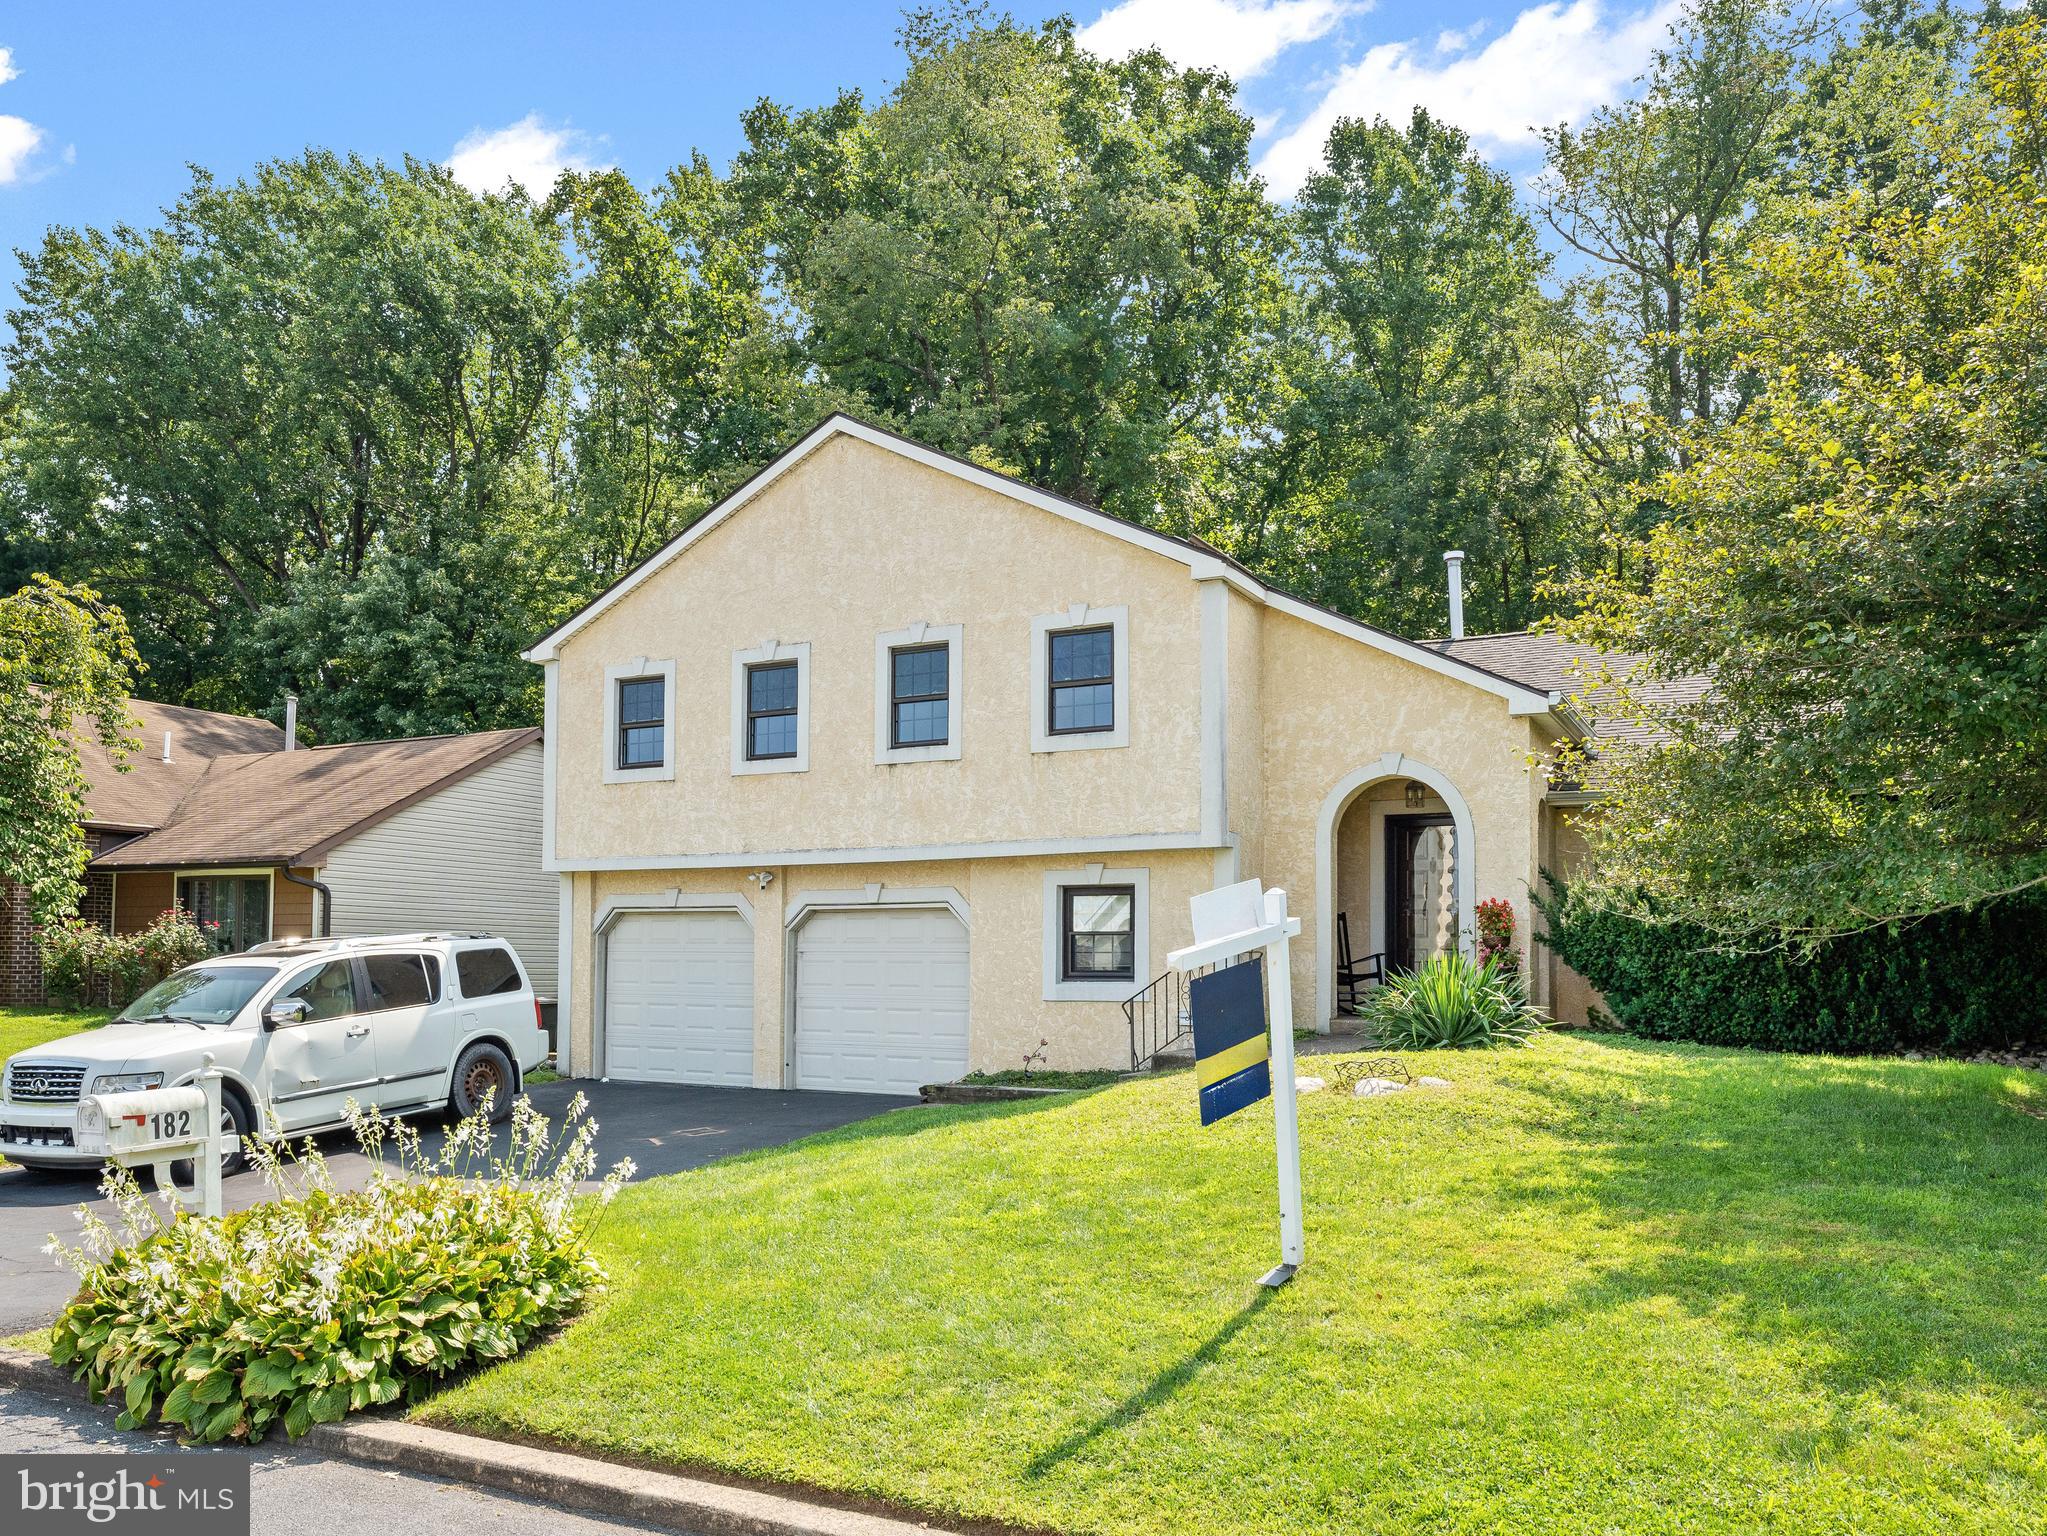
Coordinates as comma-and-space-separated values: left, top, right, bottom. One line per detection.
44, 1093, 634, 1443
1369, 952, 1547, 1049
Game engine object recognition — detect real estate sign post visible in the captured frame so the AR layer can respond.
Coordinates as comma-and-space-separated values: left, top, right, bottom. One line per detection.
1171, 879, 1305, 1287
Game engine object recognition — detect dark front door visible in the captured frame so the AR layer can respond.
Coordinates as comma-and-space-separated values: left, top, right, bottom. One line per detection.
1386, 814, 1457, 974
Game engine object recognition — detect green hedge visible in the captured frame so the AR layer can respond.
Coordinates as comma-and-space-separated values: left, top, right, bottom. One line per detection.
1534, 876, 2047, 1055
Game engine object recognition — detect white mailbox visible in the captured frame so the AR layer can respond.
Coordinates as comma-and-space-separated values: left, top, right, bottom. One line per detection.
75, 1085, 210, 1158
75, 1061, 226, 1217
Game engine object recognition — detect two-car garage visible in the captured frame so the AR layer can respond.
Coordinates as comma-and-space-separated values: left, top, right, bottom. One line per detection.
599, 905, 970, 1096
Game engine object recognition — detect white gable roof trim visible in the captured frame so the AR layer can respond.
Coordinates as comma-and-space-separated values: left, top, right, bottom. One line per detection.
522, 414, 1563, 719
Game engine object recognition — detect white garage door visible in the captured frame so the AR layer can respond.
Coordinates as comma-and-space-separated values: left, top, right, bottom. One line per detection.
603, 911, 755, 1085
795, 908, 969, 1094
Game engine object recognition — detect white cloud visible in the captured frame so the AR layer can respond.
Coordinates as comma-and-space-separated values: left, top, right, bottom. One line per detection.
0, 115, 42, 185
1255, 0, 1681, 197
1077, 0, 1359, 81
444, 113, 609, 196
0, 45, 50, 187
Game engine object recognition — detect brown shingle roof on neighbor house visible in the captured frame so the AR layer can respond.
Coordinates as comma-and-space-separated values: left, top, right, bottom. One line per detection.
80, 699, 287, 831
92, 727, 540, 870
1430, 632, 1709, 746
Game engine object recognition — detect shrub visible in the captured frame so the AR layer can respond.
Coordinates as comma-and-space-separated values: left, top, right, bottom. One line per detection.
1476, 897, 1518, 973
1368, 952, 1547, 1049
1534, 875, 2047, 1055
44, 1093, 634, 1443
37, 907, 215, 1009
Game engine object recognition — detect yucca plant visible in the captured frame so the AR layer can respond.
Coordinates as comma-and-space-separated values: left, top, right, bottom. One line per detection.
1368, 951, 1547, 1049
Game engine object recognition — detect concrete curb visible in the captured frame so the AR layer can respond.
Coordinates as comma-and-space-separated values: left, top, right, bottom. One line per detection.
0, 1344, 83, 1400
310, 1418, 951, 1536
1, 1345, 954, 1536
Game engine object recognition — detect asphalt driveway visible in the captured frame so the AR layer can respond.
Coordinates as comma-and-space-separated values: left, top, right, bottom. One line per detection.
0, 1079, 913, 1336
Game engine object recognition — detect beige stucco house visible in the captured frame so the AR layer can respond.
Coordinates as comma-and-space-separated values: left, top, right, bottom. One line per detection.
529, 415, 1605, 1095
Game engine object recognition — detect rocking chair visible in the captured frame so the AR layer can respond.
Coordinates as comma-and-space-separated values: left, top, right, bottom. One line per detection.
1336, 912, 1385, 1014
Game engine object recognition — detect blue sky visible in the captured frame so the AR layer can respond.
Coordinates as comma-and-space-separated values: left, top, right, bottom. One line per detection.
0, 1, 1682, 305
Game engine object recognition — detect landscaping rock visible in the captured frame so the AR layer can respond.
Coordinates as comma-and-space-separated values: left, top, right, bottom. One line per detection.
1353, 1077, 1407, 1098
1415, 1075, 1451, 1089
1295, 1075, 1326, 1094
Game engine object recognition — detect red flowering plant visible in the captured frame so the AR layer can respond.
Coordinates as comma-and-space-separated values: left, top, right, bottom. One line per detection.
1476, 898, 1519, 973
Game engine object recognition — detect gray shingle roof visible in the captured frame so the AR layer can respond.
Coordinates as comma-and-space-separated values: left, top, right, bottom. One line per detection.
79, 699, 286, 831
92, 728, 539, 869
1429, 632, 1709, 745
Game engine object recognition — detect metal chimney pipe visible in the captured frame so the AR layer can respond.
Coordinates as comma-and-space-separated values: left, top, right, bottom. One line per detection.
1444, 550, 1466, 640
283, 694, 298, 751
161, 730, 172, 763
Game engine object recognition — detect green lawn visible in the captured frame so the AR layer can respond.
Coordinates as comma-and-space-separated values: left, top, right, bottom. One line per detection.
432, 1038, 2039, 1532
0, 1004, 110, 1062
0, 1006, 110, 1170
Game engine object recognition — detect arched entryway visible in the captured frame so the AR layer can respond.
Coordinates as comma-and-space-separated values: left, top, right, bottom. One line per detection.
1313, 752, 1477, 1028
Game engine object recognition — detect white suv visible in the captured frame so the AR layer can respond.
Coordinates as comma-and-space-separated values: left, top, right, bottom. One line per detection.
1, 932, 549, 1172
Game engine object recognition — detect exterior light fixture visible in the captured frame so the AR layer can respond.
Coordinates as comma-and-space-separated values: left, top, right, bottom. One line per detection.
1405, 781, 1427, 809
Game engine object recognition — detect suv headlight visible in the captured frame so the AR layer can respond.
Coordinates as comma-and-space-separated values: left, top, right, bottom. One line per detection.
89, 1071, 165, 1095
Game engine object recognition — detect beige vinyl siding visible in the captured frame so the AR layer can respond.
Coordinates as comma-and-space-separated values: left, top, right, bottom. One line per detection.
320, 742, 559, 995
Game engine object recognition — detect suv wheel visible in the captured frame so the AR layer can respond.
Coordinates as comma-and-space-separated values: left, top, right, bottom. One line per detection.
450, 1042, 516, 1123
168, 1091, 251, 1186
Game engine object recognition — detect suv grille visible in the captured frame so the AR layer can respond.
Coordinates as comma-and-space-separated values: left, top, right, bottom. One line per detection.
5, 1062, 88, 1103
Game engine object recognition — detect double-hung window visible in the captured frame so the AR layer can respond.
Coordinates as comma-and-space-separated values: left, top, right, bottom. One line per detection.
1047, 626, 1116, 735
731, 642, 808, 774
617, 676, 666, 770
746, 661, 801, 761
604, 659, 676, 783
1061, 885, 1136, 983
1031, 607, 1126, 752
875, 623, 962, 764
890, 644, 950, 749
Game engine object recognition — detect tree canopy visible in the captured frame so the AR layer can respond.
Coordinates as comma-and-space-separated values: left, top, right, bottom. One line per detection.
5, 1, 2040, 951
1558, 16, 2047, 939
0, 578, 139, 925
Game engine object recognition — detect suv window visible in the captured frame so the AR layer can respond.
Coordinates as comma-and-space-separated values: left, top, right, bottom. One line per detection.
286, 959, 360, 1021
362, 953, 439, 1011
456, 946, 522, 998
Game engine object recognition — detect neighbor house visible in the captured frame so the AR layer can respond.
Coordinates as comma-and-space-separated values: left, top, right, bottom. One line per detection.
1, 700, 284, 1006
1, 705, 560, 1003
528, 414, 1630, 1095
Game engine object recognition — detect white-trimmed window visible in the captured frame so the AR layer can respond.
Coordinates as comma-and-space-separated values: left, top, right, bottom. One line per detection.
603, 659, 676, 783
1030, 604, 1129, 753
1042, 865, 1149, 1000
731, 640, 810, 775
874, 622, 964, 764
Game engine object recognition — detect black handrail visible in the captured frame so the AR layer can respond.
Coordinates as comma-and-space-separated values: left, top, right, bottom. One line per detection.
1125, 954, 1254, 1070
1125, 968, 1189, 1070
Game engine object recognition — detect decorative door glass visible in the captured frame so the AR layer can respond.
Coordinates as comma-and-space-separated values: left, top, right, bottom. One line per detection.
1408, 826, 1457, 965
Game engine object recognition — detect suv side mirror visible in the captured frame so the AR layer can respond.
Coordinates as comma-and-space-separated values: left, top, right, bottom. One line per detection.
264, 997, 310, 1030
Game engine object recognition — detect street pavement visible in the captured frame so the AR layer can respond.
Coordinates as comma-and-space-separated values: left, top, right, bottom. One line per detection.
0, 1384, 682, 1535
1, 1079, 913, 1334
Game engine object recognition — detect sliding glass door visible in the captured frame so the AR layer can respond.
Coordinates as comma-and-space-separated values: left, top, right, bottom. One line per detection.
175, 874, 272, 953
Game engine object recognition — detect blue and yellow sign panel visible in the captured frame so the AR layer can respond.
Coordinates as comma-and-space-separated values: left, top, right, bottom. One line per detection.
1190, 958, 1271, 1126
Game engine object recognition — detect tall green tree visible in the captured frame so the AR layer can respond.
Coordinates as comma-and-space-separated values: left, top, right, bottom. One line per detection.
0, 578, 139, 925
550, 164, 825, 586
729, 8, 1284, 524
1238, 110, 1582, 634
3, 151, 577, 739
1557, 17, 2047, 940
1540, 0, 1810, 441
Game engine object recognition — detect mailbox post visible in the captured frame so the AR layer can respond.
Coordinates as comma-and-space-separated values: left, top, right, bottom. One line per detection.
74, 1054, 227, 1218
